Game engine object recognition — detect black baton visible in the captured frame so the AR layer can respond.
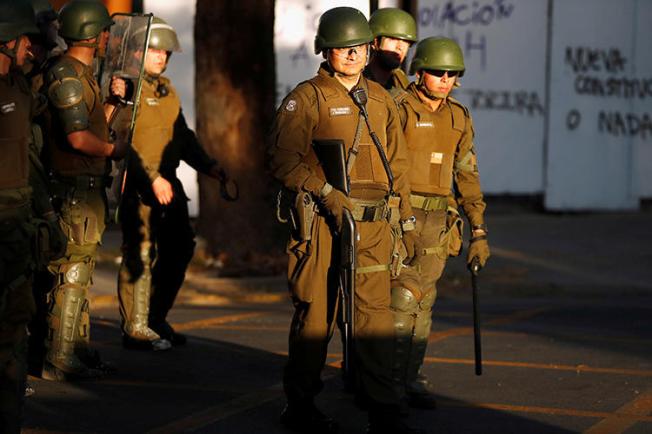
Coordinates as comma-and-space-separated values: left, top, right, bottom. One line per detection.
471, 258, 483, 375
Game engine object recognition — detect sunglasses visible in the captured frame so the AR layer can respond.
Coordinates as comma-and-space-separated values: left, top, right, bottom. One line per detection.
425, 69, 464, 78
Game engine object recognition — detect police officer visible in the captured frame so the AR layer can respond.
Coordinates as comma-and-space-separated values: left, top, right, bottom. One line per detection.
114, 17, 229, 350
0, 0, 39, 430
41, 0, 122, 380
389, 37, 490, 409
25, 0, 68, 381
364, 8, 417, 91
268, 7, 422, 434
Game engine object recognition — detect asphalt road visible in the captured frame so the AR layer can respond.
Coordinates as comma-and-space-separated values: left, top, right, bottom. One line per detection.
22, 208, 652, 434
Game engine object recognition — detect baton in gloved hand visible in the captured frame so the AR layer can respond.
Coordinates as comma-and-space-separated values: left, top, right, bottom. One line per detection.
471, 257, 483, 375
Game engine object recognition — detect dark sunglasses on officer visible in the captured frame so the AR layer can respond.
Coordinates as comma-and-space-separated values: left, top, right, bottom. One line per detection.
425, 69, 465, 78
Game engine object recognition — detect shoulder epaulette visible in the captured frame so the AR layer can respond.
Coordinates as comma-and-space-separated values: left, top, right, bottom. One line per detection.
447, 96, 470, 118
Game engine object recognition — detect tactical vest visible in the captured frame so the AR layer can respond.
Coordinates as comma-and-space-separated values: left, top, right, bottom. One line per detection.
398, 88, 467, 196
47, 55, 109, 177
131, 76, 180, 178
0, 72, 33, 210
304, 74, 390, 200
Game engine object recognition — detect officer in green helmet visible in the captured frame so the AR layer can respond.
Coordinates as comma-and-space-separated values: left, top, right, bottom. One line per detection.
0, 0, 40, 430
365, 7, 417, 91
111, 17, 230, 351
268, 6, 423, 434
389, 36, 490, 410
40, 0, 125, 381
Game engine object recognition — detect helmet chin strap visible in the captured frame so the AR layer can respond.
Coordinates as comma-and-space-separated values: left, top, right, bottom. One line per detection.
417, 73, 444, 101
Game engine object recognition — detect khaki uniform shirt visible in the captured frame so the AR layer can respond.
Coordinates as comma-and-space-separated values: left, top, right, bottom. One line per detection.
127, 75, 216, 194
396, 83, 486, 226
268, 63, 413, 219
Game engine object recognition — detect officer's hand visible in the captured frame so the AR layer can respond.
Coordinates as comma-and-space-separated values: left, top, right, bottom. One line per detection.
152, 176, 174, 205
320, 189, 352, 232
402, 229, 418, 264
110, 77, 127, 100
467, 236, 490, 270
208, 165, 227, 183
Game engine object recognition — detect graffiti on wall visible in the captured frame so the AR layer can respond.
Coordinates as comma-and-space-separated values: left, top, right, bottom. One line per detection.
565, 46, 651, 140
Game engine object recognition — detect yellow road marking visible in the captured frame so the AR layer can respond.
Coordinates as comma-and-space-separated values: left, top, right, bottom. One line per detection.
583, 389, 652, 433
428, 307, 548, 343
442, 400, 652, 423
423, 357, 652, 377
171, 312, 266, 332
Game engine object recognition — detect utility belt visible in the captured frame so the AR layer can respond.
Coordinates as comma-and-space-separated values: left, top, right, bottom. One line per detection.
409, 194, 448, 212
52, 174, 111, 191
276, 189, 400, 241
350, 196, 400, 225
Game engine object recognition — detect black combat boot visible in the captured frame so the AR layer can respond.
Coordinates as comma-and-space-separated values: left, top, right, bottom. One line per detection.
151, 321, 187, 346
280, 401, 339, 434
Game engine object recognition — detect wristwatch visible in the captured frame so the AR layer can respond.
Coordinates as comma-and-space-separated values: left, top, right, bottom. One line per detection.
401, 215, 416, 231
319, 182, 333, 198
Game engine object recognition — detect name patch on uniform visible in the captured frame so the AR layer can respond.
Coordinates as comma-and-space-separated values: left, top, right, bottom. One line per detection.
145, 97, 160, 106
416, 121, 434, 128
1, 102, 16, 114
430, 152, 443, 164
329, 106, 352, 117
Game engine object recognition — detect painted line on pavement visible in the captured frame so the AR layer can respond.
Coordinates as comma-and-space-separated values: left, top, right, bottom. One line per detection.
441, 400, 652, 423
583, 389, 652, 434
423, 357, 652, 377
171, 312, 266, 332
428, 307, 548, 343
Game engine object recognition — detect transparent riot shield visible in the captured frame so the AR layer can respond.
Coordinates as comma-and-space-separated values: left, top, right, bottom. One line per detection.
98, 13, 153, 212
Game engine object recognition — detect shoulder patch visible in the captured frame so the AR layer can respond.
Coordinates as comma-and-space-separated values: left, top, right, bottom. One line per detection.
284, 99, 297, 112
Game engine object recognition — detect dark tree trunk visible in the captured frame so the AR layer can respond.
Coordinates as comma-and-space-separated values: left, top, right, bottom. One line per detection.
194, 1, 283, 275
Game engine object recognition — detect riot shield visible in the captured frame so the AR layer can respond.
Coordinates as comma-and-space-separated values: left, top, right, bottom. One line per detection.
98, 13, 153, 208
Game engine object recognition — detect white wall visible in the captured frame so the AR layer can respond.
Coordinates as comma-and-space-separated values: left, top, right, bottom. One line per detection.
417, 0, 548, 195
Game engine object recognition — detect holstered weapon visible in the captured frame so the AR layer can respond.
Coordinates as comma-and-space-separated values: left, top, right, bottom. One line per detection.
292, 191, 315, 241
471, 258, 483, 375
312, 139, 357, 387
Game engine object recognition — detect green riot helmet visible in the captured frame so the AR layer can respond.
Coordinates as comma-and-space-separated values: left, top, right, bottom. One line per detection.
369, 8, 417, 43
0, 0, 38, 43
409, 37, 465, 76
58, 0, 114, 41
314, 7, 373, 55
131, 17, 181, 53
29, 0, 57, 26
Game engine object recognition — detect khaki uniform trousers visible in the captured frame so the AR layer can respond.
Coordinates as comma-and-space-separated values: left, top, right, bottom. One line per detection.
283, 213, 399, 409
118, 192, 195, 334
390, 208, 448, 388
